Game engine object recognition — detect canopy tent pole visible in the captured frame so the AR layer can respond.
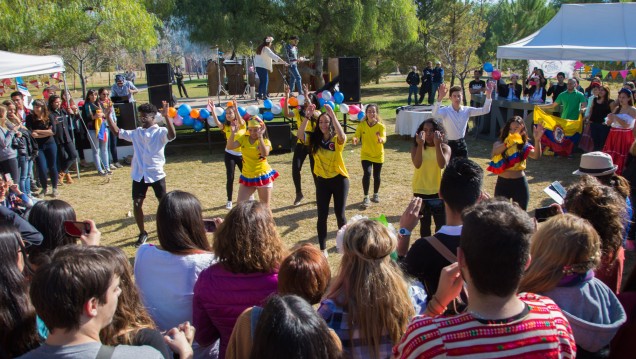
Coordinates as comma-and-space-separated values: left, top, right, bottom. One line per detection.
62, 72, 81, 179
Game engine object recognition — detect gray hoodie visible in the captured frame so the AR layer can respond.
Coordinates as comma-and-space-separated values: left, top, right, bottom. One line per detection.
544, 277, 626, 353
0, 125, 17, 161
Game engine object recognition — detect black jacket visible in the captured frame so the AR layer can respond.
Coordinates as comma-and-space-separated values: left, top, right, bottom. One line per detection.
406, 71, 420, 86
498, 83, 523, 99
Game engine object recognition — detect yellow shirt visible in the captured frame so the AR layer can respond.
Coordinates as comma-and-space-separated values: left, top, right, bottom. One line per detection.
237, 135, 273, 178
294, 108, 314, 144
412, 145, 443, 195
223, 122, 247, 154
313, 135, 349, 179
354, 120, 386, 163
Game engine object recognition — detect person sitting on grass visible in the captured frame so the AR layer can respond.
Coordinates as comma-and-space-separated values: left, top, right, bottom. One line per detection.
103, 101, 176, 247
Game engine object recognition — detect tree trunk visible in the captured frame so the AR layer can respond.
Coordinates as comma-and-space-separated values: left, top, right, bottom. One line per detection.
79, 59, 87, 99
313, 41, 325, 89
375, 58, 380, 85
460, 76, 467, 106
450, 69, 456, 87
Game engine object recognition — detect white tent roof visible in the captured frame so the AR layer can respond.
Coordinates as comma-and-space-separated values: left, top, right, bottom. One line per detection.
497, 3, 636, 61
0, 50, 65, 79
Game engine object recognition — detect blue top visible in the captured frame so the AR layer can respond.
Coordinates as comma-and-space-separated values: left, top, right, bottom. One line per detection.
432, 67, 444, 83
111, 80, 138, 102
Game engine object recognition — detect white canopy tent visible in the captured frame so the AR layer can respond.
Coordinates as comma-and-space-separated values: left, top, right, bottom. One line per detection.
0, 50, 65, 78
497, 3, 636, 61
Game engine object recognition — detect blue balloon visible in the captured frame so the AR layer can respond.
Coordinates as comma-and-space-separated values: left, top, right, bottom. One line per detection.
263, 99, 273, 109
483, 62, 493, 73
357, 112, 365, 120
327, 101, 335, 110
177, 104, 192, 117
263, 112, 274, 121
218, 113, 226, 123
193, 120, 204, 132
183, 116, 194, 126
319, 98, 326, 107
238, 106, 247, 117
199, 109, 210, 119
334, 92, 344, 104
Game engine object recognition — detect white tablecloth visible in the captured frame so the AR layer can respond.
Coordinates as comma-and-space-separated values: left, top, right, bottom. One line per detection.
395, 110, 433, 136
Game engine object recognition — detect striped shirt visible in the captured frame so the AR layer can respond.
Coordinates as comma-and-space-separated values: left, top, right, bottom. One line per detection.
432, 100, 491, 140
393, 293, 576, 359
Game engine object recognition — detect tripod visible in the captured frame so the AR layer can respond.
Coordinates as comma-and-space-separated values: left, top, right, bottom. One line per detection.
212, 47, 229, 103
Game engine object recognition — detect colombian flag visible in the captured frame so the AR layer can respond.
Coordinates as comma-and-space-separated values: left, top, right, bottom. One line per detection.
533, 106, 582, 157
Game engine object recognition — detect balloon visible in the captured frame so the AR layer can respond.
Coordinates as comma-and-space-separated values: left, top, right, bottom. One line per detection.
288, 97, 299, 107
199, 109, 210, 119
334, 92, 344, 104
263, 112, 274, 121
297, 95, 305, 105
246, 105, 260, 116
271, 104, 282, 115
319, 98, 326, 107
214, 107, 224, 117
316, 92, 322, 99
177, 104, 192, 117
190, 109, 200, 119
154, 113, 164, 125
348, 105, 360, 115
263, 99, 273, 109
321, 90, 332, 101
484, 62, 494, 72
207, 118, 215, 127
237, 106, 247, 117
279, 98, 286, 107
168, 107, 177, 118
492, 70, 501, 80
183, 116, 194, 126
218, 113, 226, 123
334, 104, 339, 112
339, 103, 349, 114
327, 101, 335, 110
193, 120, 204, 132
243, 113, 251, 121
357, 112, 365, 120
173, 115, 183, 126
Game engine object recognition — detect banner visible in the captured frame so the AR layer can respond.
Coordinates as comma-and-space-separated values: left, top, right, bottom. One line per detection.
528, 60, 576, 79
533, 106, 582, 157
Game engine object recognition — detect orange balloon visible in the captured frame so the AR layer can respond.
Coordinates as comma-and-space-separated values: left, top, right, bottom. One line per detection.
226, 101, 234, 107
288, 97, 299, 107
168, 107, 177, 118
190, 109, 200, 119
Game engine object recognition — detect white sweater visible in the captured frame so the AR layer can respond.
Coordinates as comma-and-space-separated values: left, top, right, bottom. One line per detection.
254, 46, 285, 72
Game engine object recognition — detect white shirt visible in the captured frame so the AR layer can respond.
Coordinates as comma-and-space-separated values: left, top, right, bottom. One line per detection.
134, 244, 216, 330
254, 46, 285, 72
432, 99, 492, 140
119, 125, 173, 183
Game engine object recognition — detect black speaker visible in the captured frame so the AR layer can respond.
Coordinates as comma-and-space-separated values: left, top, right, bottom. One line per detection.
266, 123, 292, 153
145, 63, 173, 109
114, 102, 138, 146
338, 57, 361, 103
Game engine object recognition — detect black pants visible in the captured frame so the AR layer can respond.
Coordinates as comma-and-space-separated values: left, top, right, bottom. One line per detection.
132, 177, 167, 200
590, 122, 611, 152
361, 160, 382, 196
74, 130, 85, 160
315, 175, 349, 250
177, 82, 188, 98
224, 151, 243, 202
0, 157, 19, 184
57, 142, 78, 174
415, 193, 446, 237
292, 144, 315, 195
419, 84, 432, 105
448, 138, 468, 160
494, 176, 530, 211
108, 128, 119, 163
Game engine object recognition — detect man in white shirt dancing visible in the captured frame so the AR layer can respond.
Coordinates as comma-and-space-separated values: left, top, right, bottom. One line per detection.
432, 82, 493, 159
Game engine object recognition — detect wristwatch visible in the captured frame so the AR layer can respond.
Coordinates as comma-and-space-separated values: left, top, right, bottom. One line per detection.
398, 228, 411, 236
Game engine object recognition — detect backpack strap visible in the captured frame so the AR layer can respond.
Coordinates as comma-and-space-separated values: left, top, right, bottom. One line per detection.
95, 344, 115, 359
425, 235, 457, 263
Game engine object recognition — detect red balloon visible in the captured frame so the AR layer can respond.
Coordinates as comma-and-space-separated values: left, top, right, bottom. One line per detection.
492, 70, 502, 81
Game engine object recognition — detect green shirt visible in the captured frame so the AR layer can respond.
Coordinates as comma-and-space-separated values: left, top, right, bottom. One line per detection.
555, 90, 586, 120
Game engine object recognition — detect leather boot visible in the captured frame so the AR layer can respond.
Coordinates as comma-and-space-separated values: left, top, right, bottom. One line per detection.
64, 173, 74, 184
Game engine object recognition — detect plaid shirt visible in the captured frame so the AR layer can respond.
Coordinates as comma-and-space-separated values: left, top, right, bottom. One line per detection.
318, 284, 427, 359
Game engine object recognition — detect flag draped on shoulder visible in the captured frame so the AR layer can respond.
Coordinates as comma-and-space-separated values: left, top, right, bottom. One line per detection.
533, 106, 582, 156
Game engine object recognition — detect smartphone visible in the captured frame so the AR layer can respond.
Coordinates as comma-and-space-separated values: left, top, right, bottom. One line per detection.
534, 206, 559, 223
4, 173, 11, 182
203, 219, 217, 233
63, 221, 91, 238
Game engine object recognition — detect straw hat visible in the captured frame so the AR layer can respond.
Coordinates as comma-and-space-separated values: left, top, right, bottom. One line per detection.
572, 151, 617, 176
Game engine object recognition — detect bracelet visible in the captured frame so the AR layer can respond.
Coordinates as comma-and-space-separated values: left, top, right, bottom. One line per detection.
431, 295, 447, 313
426, 296, 446, 316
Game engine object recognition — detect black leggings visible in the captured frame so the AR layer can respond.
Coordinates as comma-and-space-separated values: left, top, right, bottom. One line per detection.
292, 144, 315, 195
0, 157, 19, 184
224, 151, 243, 202
414, 193, 446, 237
57, 142, 78, 174
494, 176, 530, 210
361, 160, 382, 195
315, 175, 349, 250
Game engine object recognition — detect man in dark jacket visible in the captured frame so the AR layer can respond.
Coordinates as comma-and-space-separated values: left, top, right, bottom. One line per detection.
406, 66, 421, 105
419, 61, 434, 105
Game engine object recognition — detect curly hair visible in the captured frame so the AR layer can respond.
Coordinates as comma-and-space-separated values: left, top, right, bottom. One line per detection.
564, 175, 625, 263
596, 173, 630, 200
213, 201, 285, 273
413, 118, 447, 150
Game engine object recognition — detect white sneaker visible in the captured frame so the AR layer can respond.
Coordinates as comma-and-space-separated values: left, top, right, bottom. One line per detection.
362, 196, 371, 208
323, 249, 329, 258
226, 201, 233, 210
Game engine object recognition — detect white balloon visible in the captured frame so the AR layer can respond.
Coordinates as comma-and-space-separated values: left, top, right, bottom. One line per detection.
297, 95, 305, 105
207, 118, 216, 127
246, 105, 260, 116
214, 107, 224, 117
154, 113, 164, 125
322, 90, 332, 101
271, 104, 282, 115
339, 103, 349, 114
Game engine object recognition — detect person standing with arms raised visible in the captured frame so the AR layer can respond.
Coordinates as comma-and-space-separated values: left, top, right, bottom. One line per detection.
432, 82, 493, 159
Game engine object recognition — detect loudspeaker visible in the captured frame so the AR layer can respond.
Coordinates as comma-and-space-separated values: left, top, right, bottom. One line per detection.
145, 63, 173, 109
338, 57, 361, 103
114, 102, 138, 146
266, 123, 292, 153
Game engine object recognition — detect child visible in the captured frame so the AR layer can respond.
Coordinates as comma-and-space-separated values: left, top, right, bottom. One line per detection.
352, 104, 386, 208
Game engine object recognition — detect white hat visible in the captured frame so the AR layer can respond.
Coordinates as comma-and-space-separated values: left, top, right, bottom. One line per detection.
572, 151, 618, 176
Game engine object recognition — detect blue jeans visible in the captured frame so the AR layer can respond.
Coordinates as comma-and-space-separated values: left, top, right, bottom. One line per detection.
35, 141, 58, 191
431, 82, 442, 102
88, 131, 109, 172
256, 67, 269, 99
289, 63, 302, 93
408, 85, 419, 105
18, 155, 32, 195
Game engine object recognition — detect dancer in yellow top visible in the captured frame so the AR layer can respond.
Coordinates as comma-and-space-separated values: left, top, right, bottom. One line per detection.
352, 104, 386, 208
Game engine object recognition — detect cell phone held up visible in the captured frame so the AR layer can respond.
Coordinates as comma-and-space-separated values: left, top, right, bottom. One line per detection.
63, 221, 91, 238
203, 219, 217, 233
534, 206, 558, 223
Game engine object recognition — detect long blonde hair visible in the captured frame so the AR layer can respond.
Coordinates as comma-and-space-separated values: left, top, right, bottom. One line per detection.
519, 214, 601, 294
325, 219, 414, 358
